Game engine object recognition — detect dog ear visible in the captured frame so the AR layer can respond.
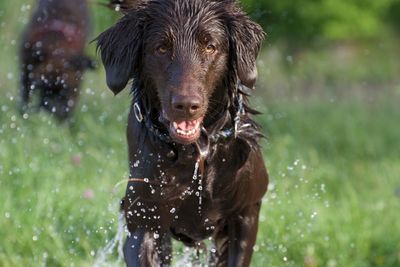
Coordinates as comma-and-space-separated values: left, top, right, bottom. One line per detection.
228, 9, 265, 89
68, 55, 97, 70
96, 12, 143, 95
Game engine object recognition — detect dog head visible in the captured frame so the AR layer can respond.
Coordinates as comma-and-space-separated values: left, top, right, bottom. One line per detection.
97, 0, 264, 144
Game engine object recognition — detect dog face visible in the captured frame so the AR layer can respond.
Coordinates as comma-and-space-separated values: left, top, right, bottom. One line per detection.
141, 1, 230, 144
97, 0, 264, 144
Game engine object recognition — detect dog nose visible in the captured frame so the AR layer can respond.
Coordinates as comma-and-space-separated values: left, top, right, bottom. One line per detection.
172, 95, 201, 116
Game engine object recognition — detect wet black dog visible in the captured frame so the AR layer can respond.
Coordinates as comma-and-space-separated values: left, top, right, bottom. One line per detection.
97, 0, 268, 266
20, 0, 95, 121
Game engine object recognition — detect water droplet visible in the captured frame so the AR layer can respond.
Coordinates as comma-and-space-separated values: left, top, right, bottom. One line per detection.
310, 211, 318, 219
167, 150, 175, 158
320, 183, 326, 193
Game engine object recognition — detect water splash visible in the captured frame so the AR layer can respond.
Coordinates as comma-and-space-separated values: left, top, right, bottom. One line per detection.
191, 160, 202, 215
93, 213, 125, 267
174, 246, 208, 267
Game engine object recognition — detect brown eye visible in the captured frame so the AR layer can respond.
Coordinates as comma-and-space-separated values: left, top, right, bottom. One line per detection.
157, 45, 168, 55
205, 44, 216, 54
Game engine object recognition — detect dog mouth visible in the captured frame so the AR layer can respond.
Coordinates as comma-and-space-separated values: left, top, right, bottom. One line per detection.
169, 117, 203, 144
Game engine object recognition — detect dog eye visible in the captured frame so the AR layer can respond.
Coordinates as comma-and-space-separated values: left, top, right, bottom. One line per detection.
205, 44, 216, 54
156, 45, 168, 55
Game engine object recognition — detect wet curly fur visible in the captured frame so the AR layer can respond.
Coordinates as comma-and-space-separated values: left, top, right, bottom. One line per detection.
97, 0, 268, 266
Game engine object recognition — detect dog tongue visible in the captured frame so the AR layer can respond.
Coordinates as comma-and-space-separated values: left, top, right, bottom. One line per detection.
176, 120, 197, 131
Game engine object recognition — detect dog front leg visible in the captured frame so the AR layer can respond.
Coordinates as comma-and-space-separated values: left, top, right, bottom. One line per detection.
213, 202, 262, 267
124, 231, 172, 267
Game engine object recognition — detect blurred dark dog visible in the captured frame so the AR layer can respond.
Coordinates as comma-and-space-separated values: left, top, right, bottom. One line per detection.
98, 0, 268, 266
20, 0, 95, 121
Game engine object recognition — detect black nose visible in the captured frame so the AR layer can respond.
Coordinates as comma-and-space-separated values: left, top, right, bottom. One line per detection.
172, 95, 202, 116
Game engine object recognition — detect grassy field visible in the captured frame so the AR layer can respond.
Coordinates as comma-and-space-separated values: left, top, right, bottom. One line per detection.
1, 1, 400, 267
1, 66, 400, 266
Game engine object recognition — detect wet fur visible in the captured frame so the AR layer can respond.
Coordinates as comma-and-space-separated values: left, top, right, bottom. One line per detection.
97, 0, 268, 266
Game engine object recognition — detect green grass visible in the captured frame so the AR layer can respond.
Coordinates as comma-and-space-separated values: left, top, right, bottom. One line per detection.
1, 1, 400, 266
255, 99, 400, 267
1, 70, 400, 266
0, 71, 131, 266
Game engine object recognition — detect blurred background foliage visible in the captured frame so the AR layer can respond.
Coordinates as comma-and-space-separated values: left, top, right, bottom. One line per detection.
244, 0, 399, 45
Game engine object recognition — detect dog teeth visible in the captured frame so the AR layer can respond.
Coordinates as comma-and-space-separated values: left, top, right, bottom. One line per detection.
171, 119, 204, 138
176, 128, 196, 136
